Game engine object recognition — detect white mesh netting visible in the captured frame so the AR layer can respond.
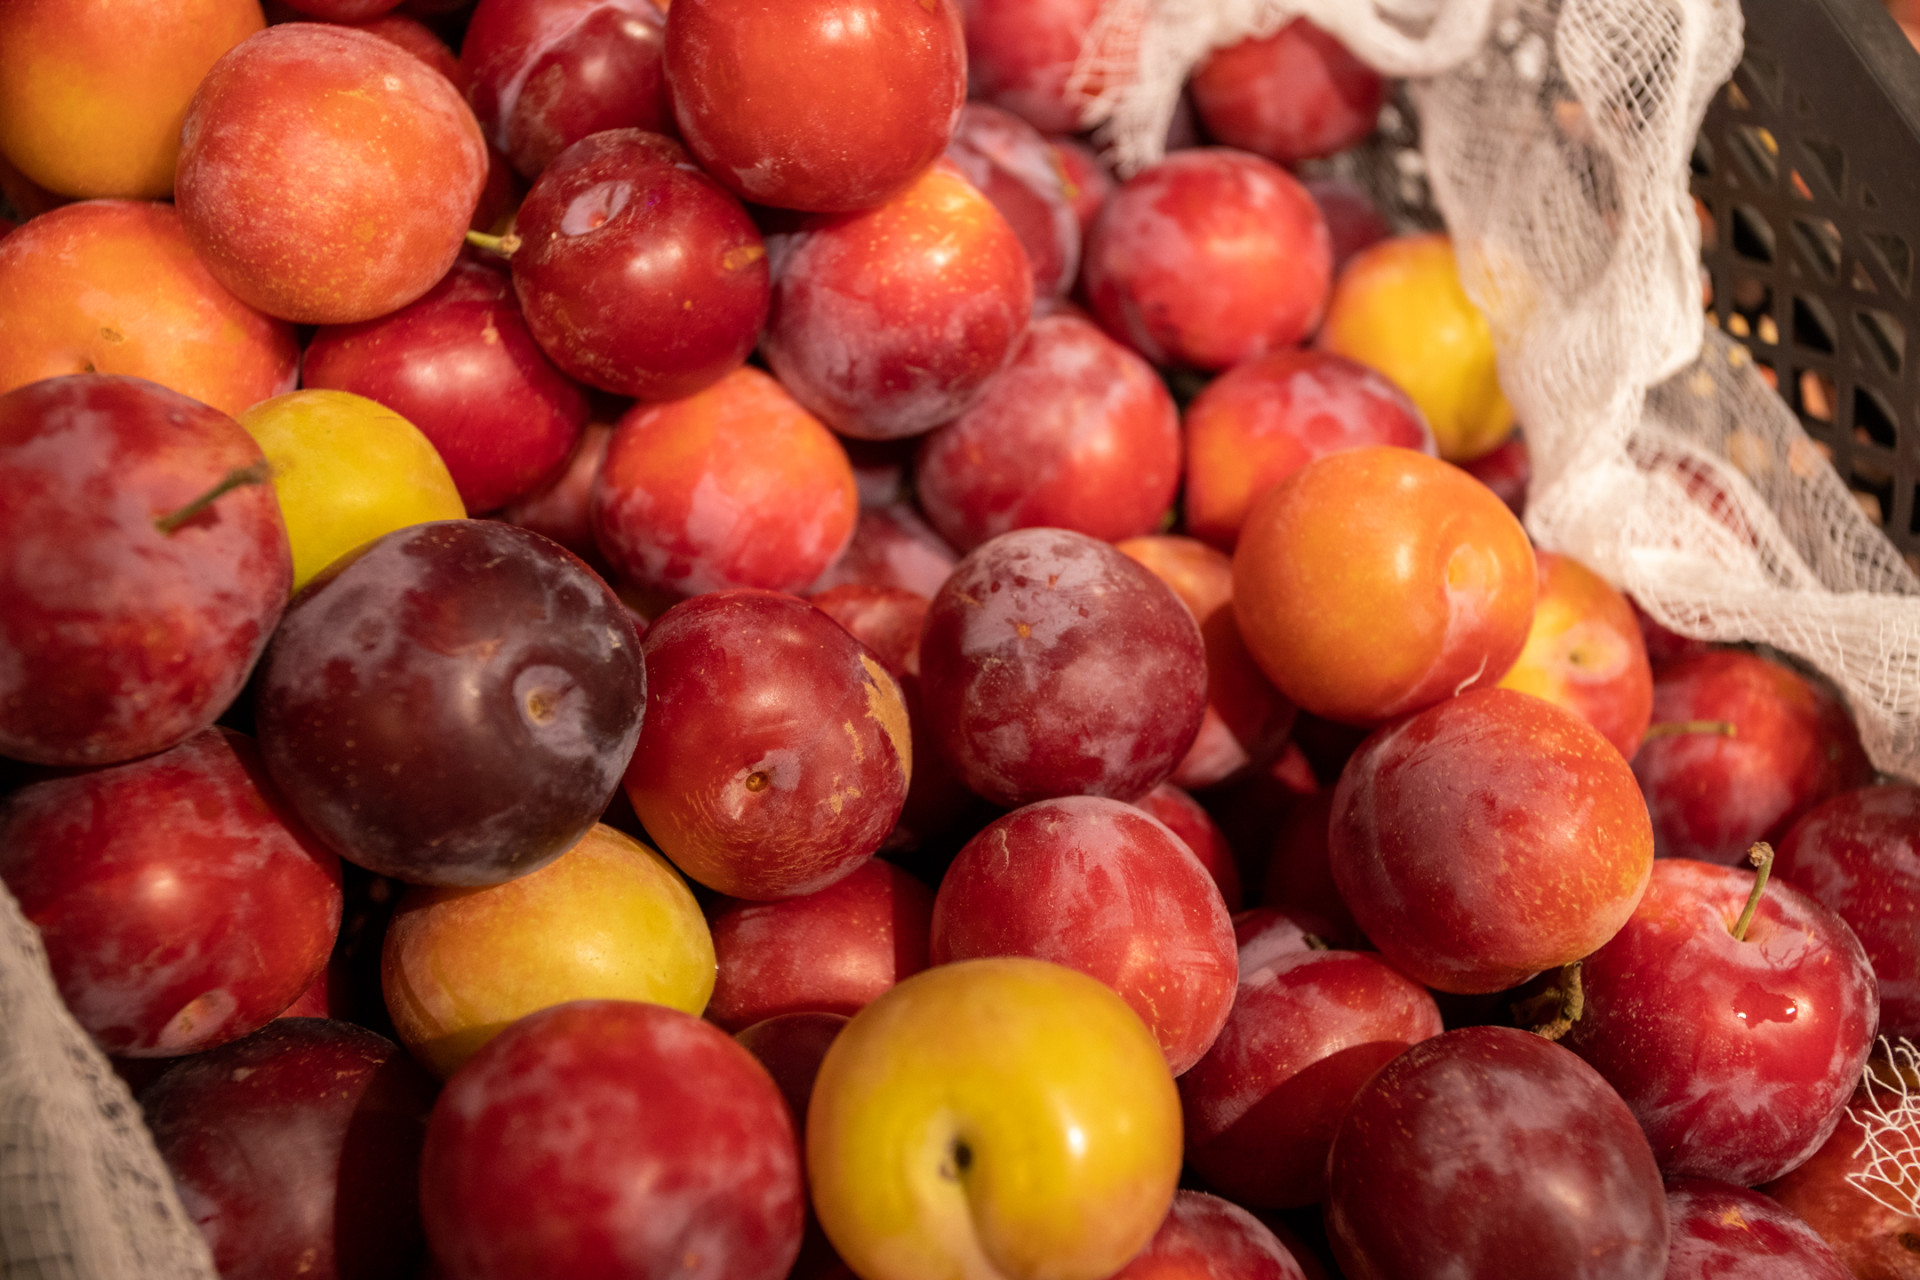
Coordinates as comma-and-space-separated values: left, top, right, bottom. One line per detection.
1077, 0, 1920, 781
6, 1, 1920, 1275
0, 879, 217, 1278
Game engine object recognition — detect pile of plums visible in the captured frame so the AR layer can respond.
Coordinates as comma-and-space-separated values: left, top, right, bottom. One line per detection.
0, 1, 1916, 1279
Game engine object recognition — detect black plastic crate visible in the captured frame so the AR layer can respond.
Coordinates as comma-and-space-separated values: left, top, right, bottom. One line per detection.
1693, 0, 1920, 564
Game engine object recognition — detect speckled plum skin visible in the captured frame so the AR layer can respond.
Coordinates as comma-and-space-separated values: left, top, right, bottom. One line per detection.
913, 313, 1180, 551
511, 129, 769, 401
1776, 784, 1920, 1039
461, 0, 669, 180
141, 1019, 438, 1280
0, 374, 291, 766
420, 1000, 805, 1280
1329, 687, 1655, 994
1561, 858, 1879, 1187
622, 591, 913, 901
590, 366, 857, 596
1180, 947, 1443, 1208
1108, 1191, 1309, 1280
1763, 1083, 1920, 1279
1632, 650, 1872, 865
762, 160, 1035, 440
1134, 782, 1241, 911
665, 0, 964, 213
1326, 1027, 1670, 1280
1084, 149, 1332, 372
0, 729, 340, 1057
706, 859, 933, 1032
301, 254, 588, 514
930, 796, 1237, 1075
0, 200, 299, 418
1662, 1179, 1852, 1280
255, 520, 645, 888
919, 528, 1208, 807
175, 24, 488, 324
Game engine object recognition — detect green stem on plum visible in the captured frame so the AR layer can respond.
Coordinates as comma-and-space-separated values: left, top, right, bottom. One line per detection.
465, 229, 521, 258
153, 461, 272, 535
1641, 719, 1737, 741
1516, 962, 1584, 1042
1730, 842, 1775, 942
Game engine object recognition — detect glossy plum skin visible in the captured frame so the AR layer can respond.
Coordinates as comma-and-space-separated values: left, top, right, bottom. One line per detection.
1183, 350, 1434, 550
945, 103, 1080, 298
707, 859, 933, 1031
0, 729, 341, 1057
931, 796, 1237, 1075
302, 254, 588, 514
1116, 535, 1296, 790
918, 528, 1209, 808
622, 591, 913, 900
1495, 550, 1654, 759
1330, 688, 1655, 993
591, 366, 858, 596
0, 200, 298, 417
1232, 446, 1537, 726
141, 1019, 438, 1280
1662, 1179, 1852, 1280
1180, 946, 1443, 1208
255, 521, 646, 887
1084, 149, 1331, 372
461, 0, 668, 179
1326, 1027, 1670, 1280
1561, 858, 1879, 1186
1633, 650, 1873, 865
1763, 1083, 1920, 1279
511, 129, 769, 401
763, 160, 1035, 440
0, 374, 291, 766
175, 24, 488, 324
1190, 20, 1386, 165
1108, 1191, 1309, 1280
1776, 785, 1920, 1039
914, 313, 1180, 550
665, 0, 965, 213
420, 1000, 805, 1280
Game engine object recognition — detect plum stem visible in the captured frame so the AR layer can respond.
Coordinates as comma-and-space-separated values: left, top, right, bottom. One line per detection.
1517, 962, 1584, 1041
1731, 842, 1774, 942
1304, 934, 1331, 951
1642, 719, 1737, 741
153, 461, 272, 535
465, 229, 522, 258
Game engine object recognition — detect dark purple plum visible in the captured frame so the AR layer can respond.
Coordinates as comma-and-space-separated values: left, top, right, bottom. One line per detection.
255, 520, 644, 887
141, 1018, 438, 1280
1326, 1026, 1670, 1280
